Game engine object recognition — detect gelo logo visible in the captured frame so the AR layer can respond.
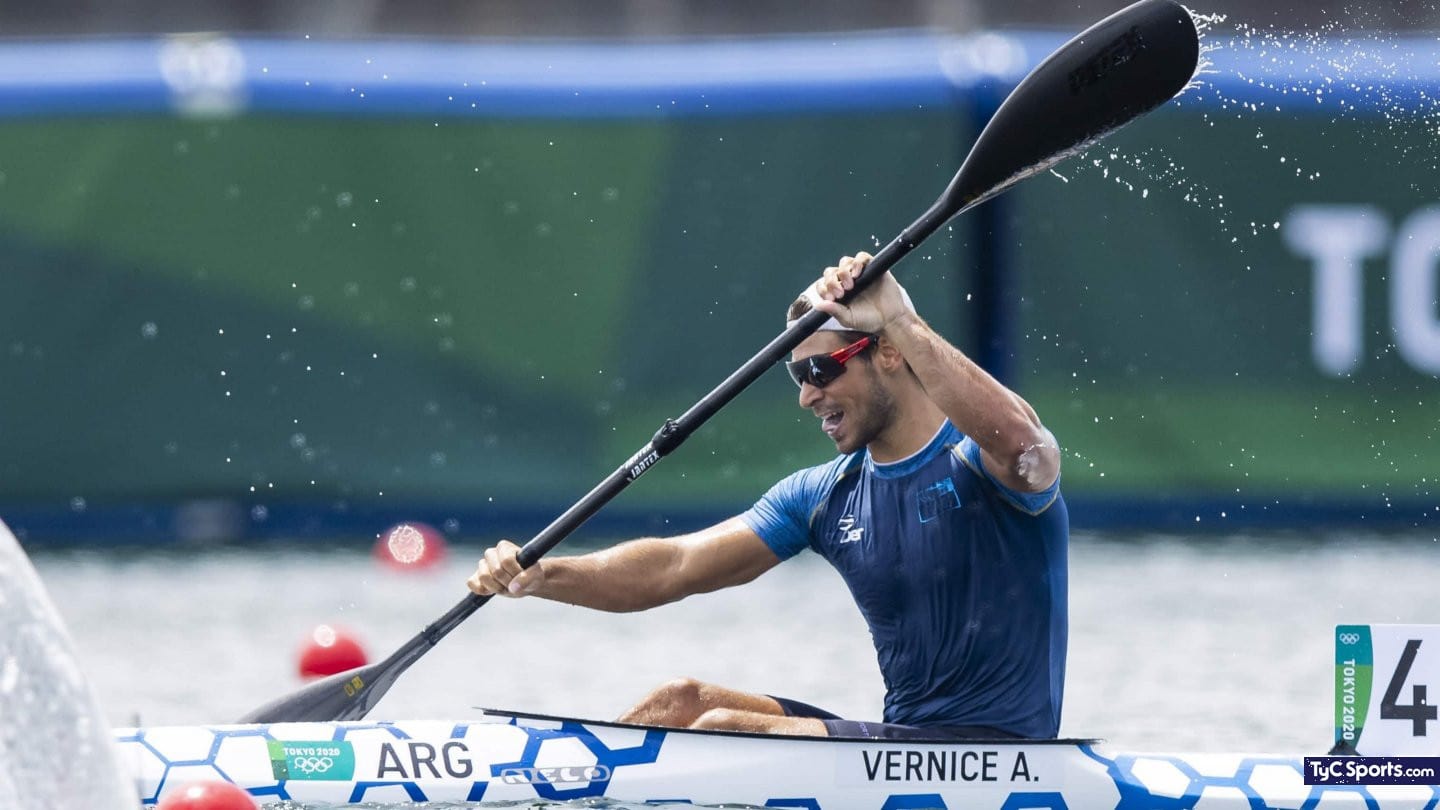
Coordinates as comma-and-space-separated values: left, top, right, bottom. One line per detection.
499, 765, 612, 785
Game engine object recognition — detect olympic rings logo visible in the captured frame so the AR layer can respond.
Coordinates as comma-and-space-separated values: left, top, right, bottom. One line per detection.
1339, 633, 1361, 645
292, 756, 336, 775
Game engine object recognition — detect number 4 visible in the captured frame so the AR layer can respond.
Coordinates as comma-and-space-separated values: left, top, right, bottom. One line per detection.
1381, 639, 1438, 736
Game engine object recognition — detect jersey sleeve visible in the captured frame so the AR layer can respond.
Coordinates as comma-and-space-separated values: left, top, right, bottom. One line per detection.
739, 467, 823, 560
958, 435, 1061, 516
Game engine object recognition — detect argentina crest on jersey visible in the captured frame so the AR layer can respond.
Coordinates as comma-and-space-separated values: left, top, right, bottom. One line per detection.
916, 476, 962, 524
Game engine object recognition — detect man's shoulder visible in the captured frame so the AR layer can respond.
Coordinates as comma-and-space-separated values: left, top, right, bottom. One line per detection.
743, 451, 865, 561
758, 450, 865, 518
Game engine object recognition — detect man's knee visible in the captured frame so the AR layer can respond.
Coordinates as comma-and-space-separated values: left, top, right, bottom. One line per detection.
619, 677, 711, 726
648, 677, 706, 710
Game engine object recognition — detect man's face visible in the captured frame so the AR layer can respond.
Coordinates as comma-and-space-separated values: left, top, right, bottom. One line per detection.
790, 332, 896, 455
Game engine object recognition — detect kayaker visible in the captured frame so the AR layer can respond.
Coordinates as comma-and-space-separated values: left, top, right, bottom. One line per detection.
467, 251, 1068, 740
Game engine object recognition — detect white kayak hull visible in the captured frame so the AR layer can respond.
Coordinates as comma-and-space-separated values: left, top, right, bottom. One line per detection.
114, 709, 1436, 808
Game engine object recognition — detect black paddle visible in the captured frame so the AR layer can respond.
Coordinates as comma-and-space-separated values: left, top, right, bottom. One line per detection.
240, 0, 1199, 724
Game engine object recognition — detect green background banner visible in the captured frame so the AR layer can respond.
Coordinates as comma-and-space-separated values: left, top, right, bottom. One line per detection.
0, 111, 971, 542
1009, 98, 1440, 526
0, 34, 1435, 543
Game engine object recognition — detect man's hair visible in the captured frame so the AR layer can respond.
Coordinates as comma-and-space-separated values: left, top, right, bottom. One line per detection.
785, 296, 871, 346
785, 295, 813, 324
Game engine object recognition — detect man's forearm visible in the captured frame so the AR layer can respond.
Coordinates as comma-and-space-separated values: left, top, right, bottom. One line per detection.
533, 539, 682, 613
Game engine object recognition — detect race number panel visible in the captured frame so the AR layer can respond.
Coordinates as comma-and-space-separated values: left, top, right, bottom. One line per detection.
1336, 624, 1440, 755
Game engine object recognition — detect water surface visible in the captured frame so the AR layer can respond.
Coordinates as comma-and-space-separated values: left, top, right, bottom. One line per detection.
32, 531, 1437, 757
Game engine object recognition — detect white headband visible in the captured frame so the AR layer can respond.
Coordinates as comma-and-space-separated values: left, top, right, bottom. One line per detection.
785, 279, 915, 331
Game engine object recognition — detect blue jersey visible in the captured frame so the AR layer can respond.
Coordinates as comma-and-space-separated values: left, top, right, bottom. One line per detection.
740, 421, 1068, 738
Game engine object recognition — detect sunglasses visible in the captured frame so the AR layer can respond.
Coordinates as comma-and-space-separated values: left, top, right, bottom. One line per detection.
785, 335, 875, 389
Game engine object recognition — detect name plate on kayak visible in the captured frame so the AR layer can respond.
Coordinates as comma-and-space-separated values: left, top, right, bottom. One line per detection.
1336, 624, 1440, 755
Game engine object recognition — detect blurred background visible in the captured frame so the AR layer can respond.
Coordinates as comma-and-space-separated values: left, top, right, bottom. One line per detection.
6, 0, 1440, 36
0, 0, 1437, 550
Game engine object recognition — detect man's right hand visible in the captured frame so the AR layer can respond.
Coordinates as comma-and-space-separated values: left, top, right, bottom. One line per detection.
811, 252, 918, 335
467, 539, 546, 598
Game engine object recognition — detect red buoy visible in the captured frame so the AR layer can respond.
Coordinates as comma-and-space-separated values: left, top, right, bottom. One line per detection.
373, 521, 448, 571
296, 624, 367, 680
157, 780, 258, 809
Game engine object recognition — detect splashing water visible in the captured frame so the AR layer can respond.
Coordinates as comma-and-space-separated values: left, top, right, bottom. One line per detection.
1180, 7, 1227, 95
0, 520, 136, 807
1051, 7, 1440, 258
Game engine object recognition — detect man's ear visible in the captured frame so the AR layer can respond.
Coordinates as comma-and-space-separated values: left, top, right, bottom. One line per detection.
873, 336, 906, 372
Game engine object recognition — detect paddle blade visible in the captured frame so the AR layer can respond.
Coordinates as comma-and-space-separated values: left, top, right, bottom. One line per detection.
241, 594, 490, 724
238, 661, 394, 723
943, 0, 1199, 215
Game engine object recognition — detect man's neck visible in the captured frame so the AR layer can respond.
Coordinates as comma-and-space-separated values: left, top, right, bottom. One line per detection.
867, 398, 947, 464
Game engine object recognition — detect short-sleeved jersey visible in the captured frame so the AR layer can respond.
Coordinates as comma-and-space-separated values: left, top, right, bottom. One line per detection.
740, 421, 1068, 738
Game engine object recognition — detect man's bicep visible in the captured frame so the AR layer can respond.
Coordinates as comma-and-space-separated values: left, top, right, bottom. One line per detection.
673, 517, 784, 595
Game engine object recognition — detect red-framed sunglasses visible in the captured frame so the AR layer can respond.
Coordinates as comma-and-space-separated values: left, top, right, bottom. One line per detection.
785, 335, 875, 389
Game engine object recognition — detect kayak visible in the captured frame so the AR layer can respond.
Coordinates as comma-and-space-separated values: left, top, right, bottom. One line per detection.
113, 707, 1437, 808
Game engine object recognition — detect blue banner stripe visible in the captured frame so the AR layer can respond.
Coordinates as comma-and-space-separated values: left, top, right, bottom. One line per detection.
0, 33, 1437, 119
